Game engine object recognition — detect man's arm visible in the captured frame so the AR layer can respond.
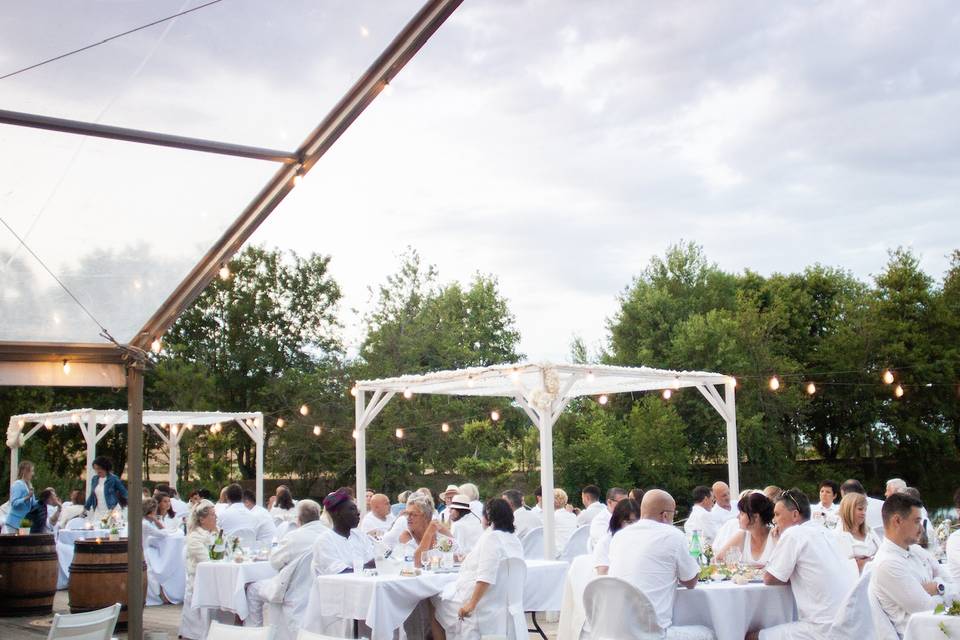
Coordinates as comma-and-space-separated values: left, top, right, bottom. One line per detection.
763, 571, 788, 586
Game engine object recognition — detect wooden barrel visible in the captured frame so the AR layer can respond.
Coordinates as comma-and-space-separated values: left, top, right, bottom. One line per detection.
69, 538, 146, 630
0, 533, 58, 616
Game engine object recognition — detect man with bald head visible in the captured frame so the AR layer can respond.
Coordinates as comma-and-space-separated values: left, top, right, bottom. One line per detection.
360, 493, 396, 537
710, 481, 738, 524
609, 490, 713, 639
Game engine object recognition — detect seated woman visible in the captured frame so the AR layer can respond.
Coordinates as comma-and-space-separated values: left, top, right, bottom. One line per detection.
716, 491, 777, 565
154, 491, 183, 532
593, 497, 641, 575
269, 485, 297, 524
179, 500, 220, 640
142, 497, 178, 605
432, 498, 523, 640
834, 492, 881, 573
58, 490, 86, 527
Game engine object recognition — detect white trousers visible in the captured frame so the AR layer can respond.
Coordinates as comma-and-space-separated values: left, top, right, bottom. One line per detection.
244, 579, 271, 627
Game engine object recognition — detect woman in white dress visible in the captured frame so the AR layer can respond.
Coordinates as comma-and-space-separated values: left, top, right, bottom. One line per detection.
142, 498, 177, 604
155, 492, 183, 532
593, 497, 641, 575
834, 492, 881, 573
179, 500, 217, 640
432, 498, 524, 640
716, 491, 777, 565
268, 485, 297, 524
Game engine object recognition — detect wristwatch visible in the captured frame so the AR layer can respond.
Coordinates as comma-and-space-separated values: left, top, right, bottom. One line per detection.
937, 580, 946, 595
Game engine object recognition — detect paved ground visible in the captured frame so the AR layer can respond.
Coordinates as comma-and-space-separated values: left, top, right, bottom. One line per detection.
0, 591, 559, 639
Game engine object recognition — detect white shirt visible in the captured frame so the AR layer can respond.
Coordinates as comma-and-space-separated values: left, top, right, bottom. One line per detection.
738, 529, 776, 564
469, 500, 484, 520
589, 508, 612, 550
452, 512, 484, 554
592, 532, 612, 569
553, 509, 579, 555
609, 519, 698, 629
311, 528, 374, 575
360, 511, 396, 536
170, 497, 190, 518
270, 520, 326, 571
270, 506, 297, 524
709, 503, 738, 529
247, 504, 278, 543
531, 503, 542, 515
871, 538, 939, 635
217, 502, 260, 538
513, 507, 541, 539
142, 518, 176, 548
765, 520, 854, 625
381, 514, 408, 548
576, 502, 605, 527
834, 527, 882, 559
683, 504, 717, 542
446, 529, 523, 604
810, 501, 839, 519
865, 496, 885, 531
712, 517, 740, 552
946, 529, 960, 582
93, 483, 108, 516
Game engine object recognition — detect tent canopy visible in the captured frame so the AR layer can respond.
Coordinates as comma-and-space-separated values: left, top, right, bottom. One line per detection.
7, 409, 265, 503
354, 361, 737, 559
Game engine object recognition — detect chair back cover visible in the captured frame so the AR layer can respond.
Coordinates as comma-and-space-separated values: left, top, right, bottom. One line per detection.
275, 521, 298, 540
228, 527, 258, 549
583, 576, 664, 640
475, 556, 528, 640
560, 526, 590, 561
521, 526, 544, 559
47, 603, 120, 640
267, 551, 316, 640
826, 568, 874, 640
207, 620, 276, 640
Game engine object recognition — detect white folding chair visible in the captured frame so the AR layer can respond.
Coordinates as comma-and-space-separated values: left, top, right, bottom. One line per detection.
826, 568, 874, 640
583, 577, 663, 640
46, 602, 120, 640
228, 527, 258, 549
275, 521, 298, 539
521, 526, 544, 559
208, 620, 276, 640
266, 552, 316, 640
560, 525, 591, 561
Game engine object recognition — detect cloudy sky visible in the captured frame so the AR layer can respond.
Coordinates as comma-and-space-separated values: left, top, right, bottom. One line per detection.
1, 0, 958, 360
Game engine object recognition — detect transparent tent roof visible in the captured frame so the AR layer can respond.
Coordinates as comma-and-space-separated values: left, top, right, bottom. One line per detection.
0, 0, 426, 345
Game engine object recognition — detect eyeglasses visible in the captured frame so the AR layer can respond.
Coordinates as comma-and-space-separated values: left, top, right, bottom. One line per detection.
782, 490, 801, 512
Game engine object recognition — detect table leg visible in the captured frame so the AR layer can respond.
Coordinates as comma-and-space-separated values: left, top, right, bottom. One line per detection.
353, 618, 360, 639
528, 611, 548, 640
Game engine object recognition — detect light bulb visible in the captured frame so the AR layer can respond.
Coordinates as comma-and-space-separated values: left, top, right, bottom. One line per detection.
806, 382, 816, 395
662, 389, 672, 400
395, 428, 404, 439
732, 377, 738, 388
894, 384, 904, 398
382, 81, 393, 96
769, 376, 781, 391
672, 377, 681, 390
510, 369, 520, 383
352, 429, 358, 439
44, 419, 53, 430
586, 371, 595, 383
490, 410, 500, 422
300, 404, 309, 416
212, 422, 221, 433
186, 423, 194, 430
276, 418, 285, 428
171, 424, 179, 435
151, 337, 162, 354
598, 394, 608, 406
467, 376, 475, 388
883, 370, 894, 385
62, 360, 70, 375
359, 24, 369, 37
441, 422, 450, 433
313, 425, 321, 436
70, 414, 80, 423
218, 264, 230, 280
403, 389, 413, 399
293, 173, 303, 187
350, 386, 358, 397
160, 423, 168, 428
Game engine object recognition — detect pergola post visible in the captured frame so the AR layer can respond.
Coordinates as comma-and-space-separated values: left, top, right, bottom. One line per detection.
255, 416, 264, 507
10, 446, 18, 494
355, 391, 367, 517
126, 367, 145, 640
82, 413, 96, 499
538, 409, 556, 560
724, 380, 739, 497
168, 425, 179, 491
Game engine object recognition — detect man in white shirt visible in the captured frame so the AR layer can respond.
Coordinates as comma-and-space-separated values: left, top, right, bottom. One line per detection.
589, 487, 627, 550
530, 487, 543, 515
501, 489, 541, 538
245, 499, 325, 626
360, 493, 396, 537
609, 489, 711, 638
242, 489, 278, 543
842, 478, 885, 531
709, 481, 738, 529
871, 492, 945, 636
438, 484, 459, 524
311, 490, 374, 575
214, 486, 229, 517
218, 483, 260, 538
750, 488, 855, 640
577, 485, 605, 527
683, 485, 717, 542
427, 494, 485, 555
459, 483, 484, 520
946, 489, 960, 583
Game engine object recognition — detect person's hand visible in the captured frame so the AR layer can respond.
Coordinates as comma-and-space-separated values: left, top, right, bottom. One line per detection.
458, 601, 475, 620
26, 489, 34, 499
923, 581, 940, 596
266, 496, 277, 510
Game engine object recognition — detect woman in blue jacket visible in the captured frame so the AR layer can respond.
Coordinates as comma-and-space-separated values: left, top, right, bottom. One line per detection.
4, 460, 38, 533
84, 456, 128, 518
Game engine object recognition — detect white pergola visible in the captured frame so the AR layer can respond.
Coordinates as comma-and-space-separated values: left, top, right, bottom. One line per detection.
6, 409, 266, 504
354, 362, 737, 560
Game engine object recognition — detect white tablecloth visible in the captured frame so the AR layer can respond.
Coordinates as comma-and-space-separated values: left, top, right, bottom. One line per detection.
146, 533, 186, 605
192, 561, 277, 620
303, 559, 568, 640
673, 581, 796, 640
904, 611, 960, 639
55, 529, 109, 590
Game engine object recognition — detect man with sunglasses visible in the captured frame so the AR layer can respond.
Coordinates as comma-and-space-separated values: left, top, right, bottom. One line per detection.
748, 489, 854, 640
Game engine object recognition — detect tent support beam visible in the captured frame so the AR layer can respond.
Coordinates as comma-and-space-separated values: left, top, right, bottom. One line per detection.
126, 366, 144, 640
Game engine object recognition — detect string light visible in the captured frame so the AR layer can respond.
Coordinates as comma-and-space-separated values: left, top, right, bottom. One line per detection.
350, 386, 358, 398
171, 424, 179, 435
769, 376, 781, 391
441, 422, 450, 433
662, 389, 672, 400
395, 428, 404, 439
883, 370, 895, 385
598, 394, 609, 406
44, 419, 53, 430
186, 423, 194, 431
218, 264, 230, 280
276, 418, 285, 428
510, 369, 521, 383
151, 337, 162, 354
293, 173, 303, 187
586, 371, 595, 383
299, 404, 309, 416
806, 382, 817, 396
70, 414, 79, 423
671, 377, 681, 390
313, 425, 322, 436
490, 410, 500, 422
732, 377, 738, 388
894, 384, 904, 399
62, 360, 70, 375
467, 376, 475, 388
352, 429, 358, 439
17, 420, 24, 428
403, 389, 413, 399
382, 80, 393, 96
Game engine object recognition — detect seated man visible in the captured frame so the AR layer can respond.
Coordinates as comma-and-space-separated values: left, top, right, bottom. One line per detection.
360, 493, 396, 538
871, 492, 947, 636
609, 489, 713, 639
244, 499, 325, 627
589, 487, 627, 550
501, 489, 541, 539
242, 489, 278, 543
217, 483, 259, 536
749, 489, 854, 640
576, 485, 605, 527
426, 494, 484, 555
311, 490, 375, 575
683, 485, 717, 542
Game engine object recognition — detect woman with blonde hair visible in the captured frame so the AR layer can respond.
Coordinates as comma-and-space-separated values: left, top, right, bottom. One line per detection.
179, 500, 220, 639
834, 492, 881, 573
3, 461, 38, 533
553, 488, 578, 555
